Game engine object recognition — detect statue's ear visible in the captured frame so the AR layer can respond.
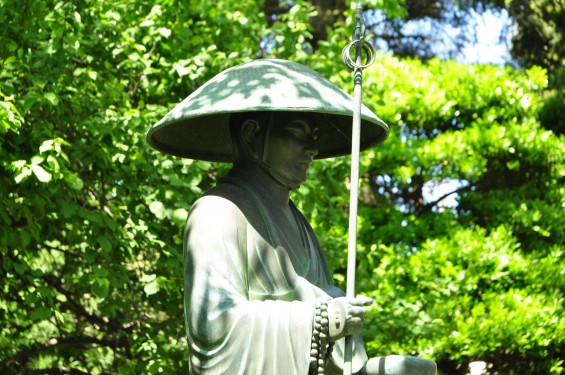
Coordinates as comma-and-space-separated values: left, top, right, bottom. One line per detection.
239, 119, 263, 161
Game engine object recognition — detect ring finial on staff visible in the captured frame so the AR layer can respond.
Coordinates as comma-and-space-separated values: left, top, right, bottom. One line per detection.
342, 3, 376, 70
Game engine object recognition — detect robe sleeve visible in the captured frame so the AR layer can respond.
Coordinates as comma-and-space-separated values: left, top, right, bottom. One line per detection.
184, 195, 314, 374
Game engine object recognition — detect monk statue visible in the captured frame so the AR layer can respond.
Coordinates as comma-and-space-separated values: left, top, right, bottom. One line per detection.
147, 59, 437, 375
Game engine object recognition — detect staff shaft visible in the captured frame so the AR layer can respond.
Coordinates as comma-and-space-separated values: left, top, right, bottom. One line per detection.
344, 50, 364, 375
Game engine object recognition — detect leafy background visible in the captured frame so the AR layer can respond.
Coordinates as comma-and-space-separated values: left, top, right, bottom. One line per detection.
1, 0, 563, 374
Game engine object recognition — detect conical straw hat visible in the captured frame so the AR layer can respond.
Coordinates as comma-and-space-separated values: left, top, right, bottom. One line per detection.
146, 59, 388, 162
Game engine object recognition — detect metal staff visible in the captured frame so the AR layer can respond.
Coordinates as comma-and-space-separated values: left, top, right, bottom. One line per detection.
341, 3, 376, 374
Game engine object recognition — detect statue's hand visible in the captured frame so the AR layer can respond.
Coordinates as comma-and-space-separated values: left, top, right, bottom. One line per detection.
327, 295, 373, 342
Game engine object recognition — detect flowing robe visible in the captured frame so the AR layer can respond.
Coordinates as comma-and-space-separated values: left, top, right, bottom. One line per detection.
184, 168, 368, 374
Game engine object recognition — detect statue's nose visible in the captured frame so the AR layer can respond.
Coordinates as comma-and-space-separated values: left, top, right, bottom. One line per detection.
305, 137, 319, 158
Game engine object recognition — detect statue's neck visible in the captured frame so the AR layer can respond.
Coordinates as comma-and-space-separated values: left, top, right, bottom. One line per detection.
231, 164, 291, 207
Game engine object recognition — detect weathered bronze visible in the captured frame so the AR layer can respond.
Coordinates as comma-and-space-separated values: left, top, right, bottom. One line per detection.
147, 59, 437, 375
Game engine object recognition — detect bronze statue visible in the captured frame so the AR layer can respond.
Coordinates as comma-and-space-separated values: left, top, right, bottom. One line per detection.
147, 59, 437, 375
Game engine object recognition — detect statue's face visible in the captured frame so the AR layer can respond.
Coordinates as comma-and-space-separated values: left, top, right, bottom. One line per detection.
263, 115, 319, 186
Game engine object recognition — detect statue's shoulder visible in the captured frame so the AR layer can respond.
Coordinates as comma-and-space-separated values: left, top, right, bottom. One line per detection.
186, 184, 248, 233
203, 178, 247, 202
188, 183, 243, 218
187, 178, 260, 224
185, 192, 245, 244
201, 176, 262, 215
196, 177, 273, 241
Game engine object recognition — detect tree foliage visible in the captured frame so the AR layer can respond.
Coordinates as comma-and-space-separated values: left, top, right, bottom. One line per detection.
1, 0, 268, 372
506, 0, 565, 74
298, 53, 564, 374
1, 0, 564, 374
265, 0, 564, 76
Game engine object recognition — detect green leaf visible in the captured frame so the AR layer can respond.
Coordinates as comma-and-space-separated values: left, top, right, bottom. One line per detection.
31, 164, 52, 182
92, 277, 110, 299
19, 230, 31, 247
97, 235, 112, 253
172, 208, 188, 226
66, 172, 84, 190
0, 100, 24, 133
158, 27, 171, 38
44, 92, 59, 107
61, 202, 76, 218
13, 261, 26, 274
14, 166, 32, 183
144, 279, 160, 295
31, 307, 53, 321
22, 92, 42, 111
149, 201, 167, 220
30, 155, 45, 165
140, 273, 156, 283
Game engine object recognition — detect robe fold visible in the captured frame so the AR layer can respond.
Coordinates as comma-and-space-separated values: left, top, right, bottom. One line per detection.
184, 168, 368, 374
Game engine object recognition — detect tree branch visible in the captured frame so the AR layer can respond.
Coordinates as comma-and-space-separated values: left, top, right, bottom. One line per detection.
41, 274, 129, 334
418, 183, 472, 215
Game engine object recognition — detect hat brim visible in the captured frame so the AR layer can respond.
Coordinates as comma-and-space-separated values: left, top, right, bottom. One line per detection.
146, 59, 389, 162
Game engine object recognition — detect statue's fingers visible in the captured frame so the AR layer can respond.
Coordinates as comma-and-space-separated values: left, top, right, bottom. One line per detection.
354, 294, 374, 306
347, 316, 365, 326
347, 305, 367, 317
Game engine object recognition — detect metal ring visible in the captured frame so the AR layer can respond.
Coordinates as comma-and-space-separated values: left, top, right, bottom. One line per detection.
341, 40, 376, 70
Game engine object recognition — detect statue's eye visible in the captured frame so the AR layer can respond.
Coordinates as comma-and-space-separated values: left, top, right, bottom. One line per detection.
285, 125, 307, 139
281, 120, 316, 140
